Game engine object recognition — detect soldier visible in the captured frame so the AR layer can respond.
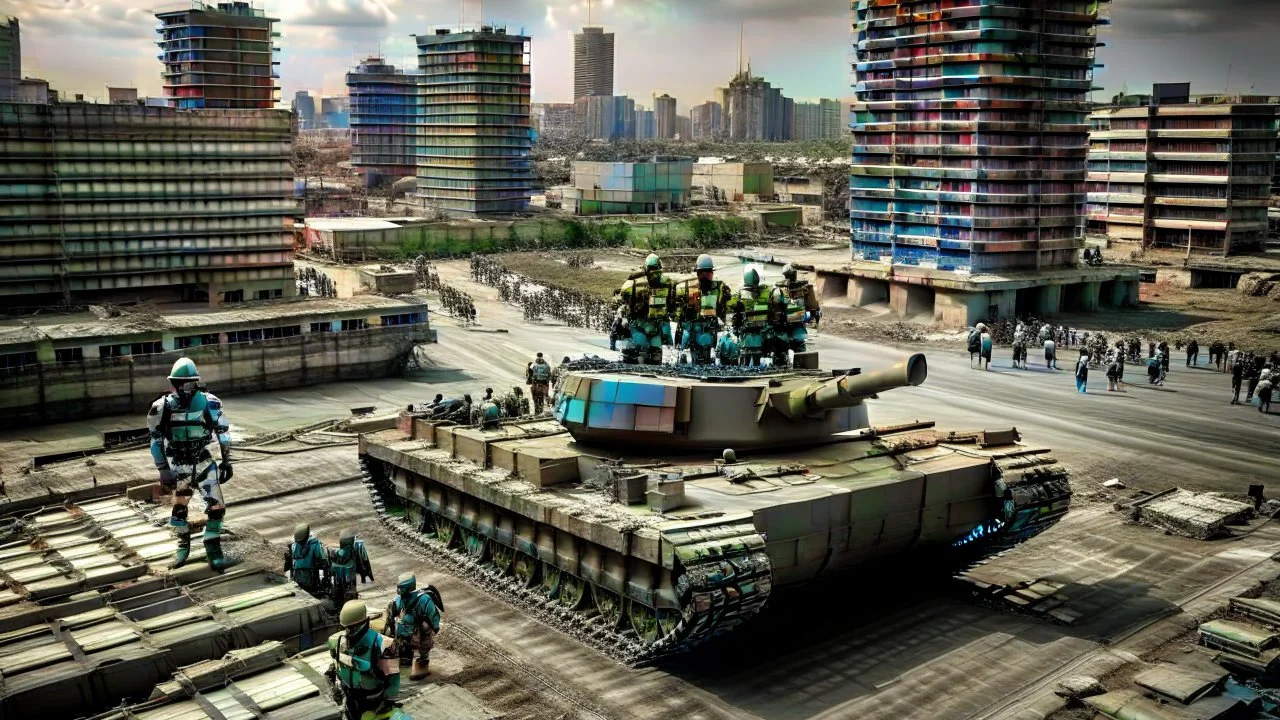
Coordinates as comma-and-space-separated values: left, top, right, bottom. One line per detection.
527, 353, 552, 413
674, 254, 730, 365
328, 529, 374, 608
550, 356, 571, 389
616, 254, 675, 364
726, 267, 774, 367
327, 600, 404, 720
384, 573, 442, 680
500, 386, 530, 418
769, 263, 821, 367
285, 523, 330, 598
147, 358, 234, 570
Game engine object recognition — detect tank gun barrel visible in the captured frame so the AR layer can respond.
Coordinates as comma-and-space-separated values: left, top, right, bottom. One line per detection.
772, 354, 928, 418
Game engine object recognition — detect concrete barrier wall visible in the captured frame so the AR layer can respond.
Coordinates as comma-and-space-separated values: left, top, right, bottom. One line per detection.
0, 326, 432, 429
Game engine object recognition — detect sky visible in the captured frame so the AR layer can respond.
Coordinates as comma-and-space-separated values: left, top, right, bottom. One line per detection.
3, 0, 1279, 112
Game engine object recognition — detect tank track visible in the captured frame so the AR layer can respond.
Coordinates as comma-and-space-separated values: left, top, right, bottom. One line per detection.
954, 450, 1073, 556
356, 458, 772, 665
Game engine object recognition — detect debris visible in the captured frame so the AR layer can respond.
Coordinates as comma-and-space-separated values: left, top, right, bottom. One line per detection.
1102, 478, 1126, 489
1054, 675, 1105, 699
1133, 488, 1255, 540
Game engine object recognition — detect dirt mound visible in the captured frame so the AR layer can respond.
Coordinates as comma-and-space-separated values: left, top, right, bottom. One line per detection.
1238, 273, 1280, 300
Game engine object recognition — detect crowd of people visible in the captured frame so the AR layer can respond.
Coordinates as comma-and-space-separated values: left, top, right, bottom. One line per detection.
966, 318, 1278, 411
469, 253, 614, 332
413, 255, 476, 325
295, 266, 338, 298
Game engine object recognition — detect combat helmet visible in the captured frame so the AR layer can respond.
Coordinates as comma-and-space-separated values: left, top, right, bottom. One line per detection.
782, 263, 798, 281
293, 523, 309, 543
695, 254, 715, 272
339, 600, 368, 632
644, 254, 662, 272
339, 529, 355, 548
397, 572, 416, 595
743, 267, 760, 287
168, 357, 200, 388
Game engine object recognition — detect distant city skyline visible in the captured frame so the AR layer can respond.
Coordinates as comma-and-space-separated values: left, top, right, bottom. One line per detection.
2, 0, 1278, 112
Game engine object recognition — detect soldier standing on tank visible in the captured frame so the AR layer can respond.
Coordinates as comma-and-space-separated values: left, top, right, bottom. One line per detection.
616, 254, 675, 364
286, 523, 331, 597
328, 529, 374, 609
674, 255, 729, 365
384, 573, 442, 679
327, 600, 403, 720
527, 353, 552, 413
726, 267, 774, 366
769, 263, 821, 367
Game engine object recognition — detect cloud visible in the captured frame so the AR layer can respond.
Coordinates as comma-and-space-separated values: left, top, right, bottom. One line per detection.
282, 0, 399, 28
1113, 0, 1280, 35
4, 0, 154, 40
545, 5, 558, 29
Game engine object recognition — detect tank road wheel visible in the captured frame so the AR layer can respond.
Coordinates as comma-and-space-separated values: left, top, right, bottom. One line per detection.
540, 562, 562, 599
491, 544, 516, 575
628, 603, 680, 645
592, 586, 624, 629
513, 553, 539, 588
436, 518, 459, 549
461, 528, 488, 562
559, 574, 588, 610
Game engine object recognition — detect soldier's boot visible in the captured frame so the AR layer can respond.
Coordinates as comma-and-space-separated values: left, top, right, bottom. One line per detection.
202, 508, 236, 572
169, 501, 191, 569
410, 653, 431, 679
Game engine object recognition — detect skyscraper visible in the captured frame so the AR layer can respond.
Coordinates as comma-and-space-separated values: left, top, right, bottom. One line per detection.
573, 27, 614, 100
416, 27, 532, 215
691, 101, 722, 139
721, 70, 791, 141
654, 94, 677, 139
0, 17, 19, 102
292, 90, 316, 129
574, 94, 634, 140
347, 57, 420, 185
851, 0, 1109, 273
155, 1, 280, 110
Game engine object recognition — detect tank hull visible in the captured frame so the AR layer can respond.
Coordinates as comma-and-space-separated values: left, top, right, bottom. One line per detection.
358, 415, 1070, 657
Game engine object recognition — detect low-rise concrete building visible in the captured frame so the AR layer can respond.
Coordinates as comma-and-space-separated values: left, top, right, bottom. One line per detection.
692, 161, 774, 203
564, 160, 693, 215
0, 296, 434, 427
775, 175, 825, 205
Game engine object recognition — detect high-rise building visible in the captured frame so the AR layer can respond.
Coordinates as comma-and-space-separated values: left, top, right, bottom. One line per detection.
820, 98, 843, 138
574, 94, 634, 140
851, 0, 1109, 273
319, 96, 349, 129
1088, 93, 1278, 255
721, 70, 791, 141
293, 90, 316, 129
0, 102, 297, 305
0, 17, 18, 102
416, 27, 532, 215
347, 57, 420, 185
690, 101, 722, 139
676, 115, 692, 141
794, 98, 843, 140
155, 1, 280, 110
573, 27, 614, 100
533, 102, 577, 137
633, 107, 655, 140
654, 94, 677, 139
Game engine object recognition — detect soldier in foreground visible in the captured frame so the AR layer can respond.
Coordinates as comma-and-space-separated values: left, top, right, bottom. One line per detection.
147, 358, 234, 570
328, 529, 374, 608
528, 353, 552, 413
674, 254, 729, 365
328, 600, 406, 720
499, 386, 530, 418
285, 522, 330, 597
616, 254, 675, 364
769, 263, 821, 366
727, 267, 775, 366
384, 573, 443, 679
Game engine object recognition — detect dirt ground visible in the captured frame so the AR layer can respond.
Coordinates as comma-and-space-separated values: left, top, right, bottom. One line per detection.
499, 252, 631, 298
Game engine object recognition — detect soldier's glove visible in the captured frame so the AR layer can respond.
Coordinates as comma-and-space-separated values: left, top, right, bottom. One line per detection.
157, 466, 175, 485
218, 463, 233, 484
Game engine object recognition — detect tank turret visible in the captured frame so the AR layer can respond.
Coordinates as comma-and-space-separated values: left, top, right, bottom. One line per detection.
552, 355, 927, 451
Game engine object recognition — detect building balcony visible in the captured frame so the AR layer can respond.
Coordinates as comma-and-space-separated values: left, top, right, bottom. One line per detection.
1152, 197, 1229, 208
1149, 173, 1230, 185
1150, 218, 1228, 231
1087, 192, 1146, 204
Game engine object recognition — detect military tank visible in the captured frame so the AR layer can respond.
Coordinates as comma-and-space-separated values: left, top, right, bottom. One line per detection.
358, 354, 1071, 658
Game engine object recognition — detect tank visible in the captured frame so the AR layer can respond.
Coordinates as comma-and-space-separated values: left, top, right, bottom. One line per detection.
358, 354, 1071, 657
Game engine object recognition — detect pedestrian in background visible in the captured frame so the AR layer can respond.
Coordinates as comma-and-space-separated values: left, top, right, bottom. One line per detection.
1044, 337, 1057, 369
1106, 357, 1120, 392
1258, 377, 1273, 414
1186, 339, 1199, 367
1231, 361, 1244, 405
1076, 352, 1090, 394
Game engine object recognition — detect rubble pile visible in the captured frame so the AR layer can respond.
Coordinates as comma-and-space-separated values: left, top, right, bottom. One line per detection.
1131, 489, 1255, 539
1237, 273, 1280, 301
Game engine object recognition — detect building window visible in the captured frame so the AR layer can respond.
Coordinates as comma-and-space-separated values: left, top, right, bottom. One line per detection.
175, 333, 221, 349
54, 347, 84, 363
227, 326, 301, 343
256, 289, 273, 301
381, 312, 423, 326
273, 288, 284, 298
99, 341, 164, 358
0, 351, 38, 372
310, 322, 334, 334
224, 289, 245, 304
340, 319, 368, 331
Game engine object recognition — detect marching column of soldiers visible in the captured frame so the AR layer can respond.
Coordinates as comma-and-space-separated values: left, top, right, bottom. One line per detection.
613, 254, 821, 367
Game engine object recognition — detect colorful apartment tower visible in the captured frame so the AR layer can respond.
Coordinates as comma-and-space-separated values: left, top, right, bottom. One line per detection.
851, 0, 1110, 273
415, 27, 533, 215
347, 57, 421, 186
0, 17, 18, 102
155, 1, 279, 110
1089, 94, 1278, 255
